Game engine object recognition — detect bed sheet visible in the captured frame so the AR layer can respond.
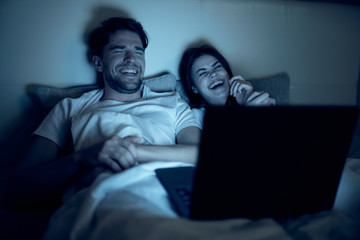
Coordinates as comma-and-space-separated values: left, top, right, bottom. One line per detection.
42, 160, 360, 240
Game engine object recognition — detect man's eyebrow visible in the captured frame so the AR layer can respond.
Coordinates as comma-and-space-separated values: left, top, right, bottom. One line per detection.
109, 45, 144, 52
109, 45, 126, 51
196, 60, 221, 74
135, 46, 145, 52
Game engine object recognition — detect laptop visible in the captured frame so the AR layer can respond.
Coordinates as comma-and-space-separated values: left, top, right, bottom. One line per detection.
155, 105, 359, 220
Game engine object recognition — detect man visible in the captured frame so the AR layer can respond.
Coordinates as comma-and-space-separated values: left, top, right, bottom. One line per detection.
4, 17, 201, 209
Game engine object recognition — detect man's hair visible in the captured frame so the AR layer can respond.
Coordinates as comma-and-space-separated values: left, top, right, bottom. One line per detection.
87, 17, 149, 59
178, 45, 233, 107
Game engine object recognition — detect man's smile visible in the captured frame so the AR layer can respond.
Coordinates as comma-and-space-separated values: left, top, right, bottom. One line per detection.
120, 68, 138, 74
120, 68, 139, 76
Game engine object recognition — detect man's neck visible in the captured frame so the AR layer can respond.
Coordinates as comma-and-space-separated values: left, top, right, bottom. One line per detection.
102, 85, 142, 102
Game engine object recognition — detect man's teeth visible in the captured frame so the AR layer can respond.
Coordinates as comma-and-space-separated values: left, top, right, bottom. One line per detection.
209, 81, 223, 89
121, 69, 137, 74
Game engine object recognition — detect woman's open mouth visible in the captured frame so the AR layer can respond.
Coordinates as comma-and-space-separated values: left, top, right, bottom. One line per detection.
209, 80, 224, 90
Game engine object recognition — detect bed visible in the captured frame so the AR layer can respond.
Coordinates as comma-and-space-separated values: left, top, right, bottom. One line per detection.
2, 73, 358, 240
41, 160, 360, 240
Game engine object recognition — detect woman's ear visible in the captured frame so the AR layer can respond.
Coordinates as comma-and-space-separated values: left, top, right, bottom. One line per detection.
192, 86, 199, 94
92, 56, 103, 72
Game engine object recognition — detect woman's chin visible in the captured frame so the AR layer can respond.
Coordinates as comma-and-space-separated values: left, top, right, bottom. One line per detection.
207, 96, 228, 106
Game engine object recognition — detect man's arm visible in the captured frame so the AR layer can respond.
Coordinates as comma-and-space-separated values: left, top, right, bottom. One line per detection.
176, 126, 201, 145
135, 126, 201, 165
3, 136, 84, 209
4, 126, 201, 208
4, 132, 146, 208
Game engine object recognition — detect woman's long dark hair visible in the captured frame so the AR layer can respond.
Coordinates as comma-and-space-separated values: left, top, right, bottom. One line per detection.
178, 45, 233, 107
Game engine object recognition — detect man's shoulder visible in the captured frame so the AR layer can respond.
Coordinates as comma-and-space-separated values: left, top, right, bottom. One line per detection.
55, 88, 104, 113
74, 88, 103, 101
61, 88, 102, 102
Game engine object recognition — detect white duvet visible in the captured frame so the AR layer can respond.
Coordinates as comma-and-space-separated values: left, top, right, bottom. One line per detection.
42, 160, 360, 240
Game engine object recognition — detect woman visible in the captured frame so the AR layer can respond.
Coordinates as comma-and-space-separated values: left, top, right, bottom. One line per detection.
179, 44, 275, 127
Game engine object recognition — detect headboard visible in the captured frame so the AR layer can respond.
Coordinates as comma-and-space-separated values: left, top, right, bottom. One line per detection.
27, 72, 290, 115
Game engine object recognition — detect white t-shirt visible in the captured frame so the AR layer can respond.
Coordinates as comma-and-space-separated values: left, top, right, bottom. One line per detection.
34, 85, 200, 151
191, 107, 206, 130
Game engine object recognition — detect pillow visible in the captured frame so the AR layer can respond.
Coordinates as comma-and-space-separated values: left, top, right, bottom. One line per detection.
175, 72, 290, 105
246, 72, 290, 105
28, 73, 177, 114
143, 73, 176, 92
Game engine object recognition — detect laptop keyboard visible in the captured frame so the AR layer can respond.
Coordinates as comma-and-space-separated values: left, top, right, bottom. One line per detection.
175, 186, 193, 207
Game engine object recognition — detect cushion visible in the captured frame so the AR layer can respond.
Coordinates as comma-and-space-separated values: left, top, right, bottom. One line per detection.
28, 72, 289, 115
247, 72, 290, 105
143, 73, 177, 92
175, 72, 290, 105
27, 73, 177, 114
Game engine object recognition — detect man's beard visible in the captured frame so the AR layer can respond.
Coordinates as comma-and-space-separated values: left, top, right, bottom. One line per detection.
104, 73, 142, 94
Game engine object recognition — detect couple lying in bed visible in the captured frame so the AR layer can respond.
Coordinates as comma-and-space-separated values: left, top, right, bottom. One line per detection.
4, 17, 274, 211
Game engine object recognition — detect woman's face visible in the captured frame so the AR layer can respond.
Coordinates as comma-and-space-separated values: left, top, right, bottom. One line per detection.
190, 54, 230, 106
191, 54, 230, 105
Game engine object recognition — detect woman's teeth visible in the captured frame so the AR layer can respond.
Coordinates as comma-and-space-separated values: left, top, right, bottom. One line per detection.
209, 80, 223, 89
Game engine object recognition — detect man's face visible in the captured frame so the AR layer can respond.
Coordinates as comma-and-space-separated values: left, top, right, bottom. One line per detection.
190, 54, 230, 106
95, 30, 146, 94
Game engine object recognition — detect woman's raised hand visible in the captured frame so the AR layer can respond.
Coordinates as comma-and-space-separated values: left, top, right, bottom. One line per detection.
229, 75, 253, 104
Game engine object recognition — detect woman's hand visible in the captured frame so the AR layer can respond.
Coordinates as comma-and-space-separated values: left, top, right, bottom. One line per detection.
229, 75, 253, 105
245, 91, 276, 106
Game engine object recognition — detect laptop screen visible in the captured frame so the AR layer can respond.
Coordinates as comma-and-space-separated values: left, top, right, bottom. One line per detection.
189, 106, 358, 220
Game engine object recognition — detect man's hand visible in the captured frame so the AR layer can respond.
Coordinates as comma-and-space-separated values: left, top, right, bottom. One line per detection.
77, 135, 141, 172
